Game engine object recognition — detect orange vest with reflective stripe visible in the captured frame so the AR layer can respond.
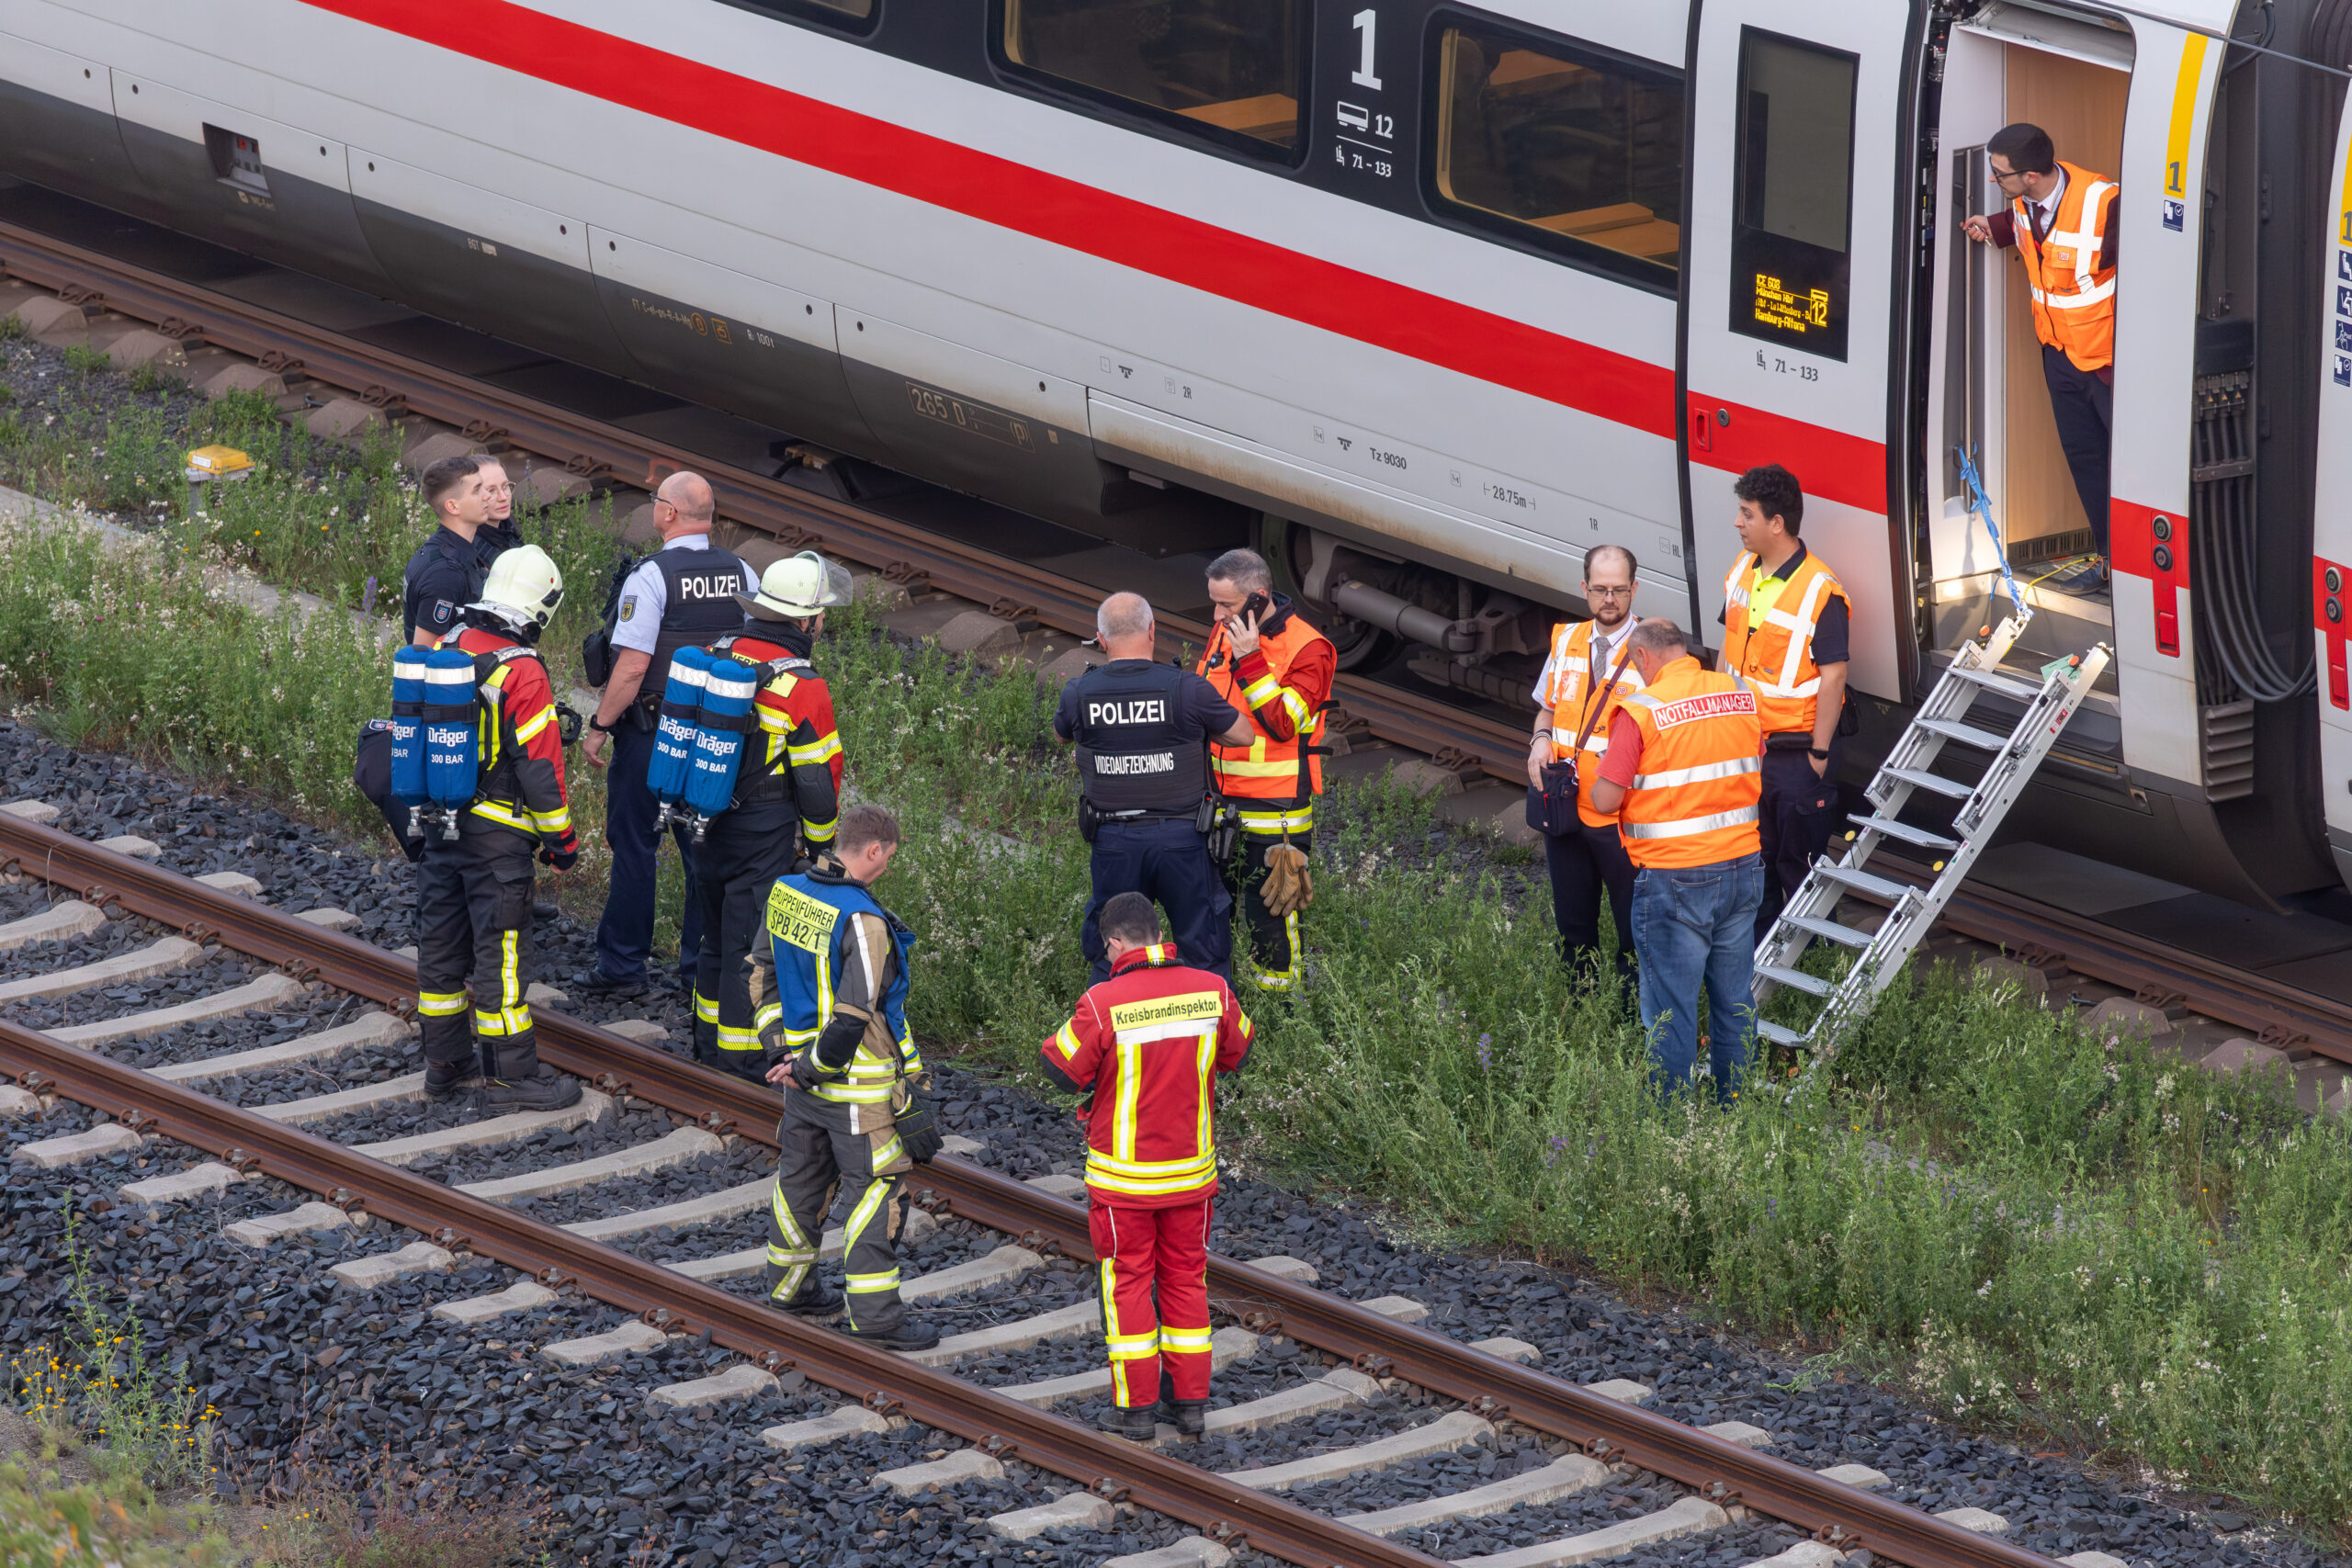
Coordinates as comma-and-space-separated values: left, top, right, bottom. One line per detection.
1200, 615, 1331, 798
1721, 547, 1850, 738
1617, 658, 1763, 870
1542, 618, 1646, 829
2013, 161, 2117, 372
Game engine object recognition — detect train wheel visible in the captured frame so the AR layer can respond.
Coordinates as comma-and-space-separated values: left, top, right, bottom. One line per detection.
1255, 513, 1396, 671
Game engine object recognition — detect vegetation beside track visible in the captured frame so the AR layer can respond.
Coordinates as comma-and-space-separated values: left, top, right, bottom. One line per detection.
7, 344, 2352, 1534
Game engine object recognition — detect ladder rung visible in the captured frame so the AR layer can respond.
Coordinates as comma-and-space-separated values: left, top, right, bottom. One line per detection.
1943, 664, 2046, 703
1786, 914, 1875, 948
1849, 814, 1960, 852
1916, 716, 2012, 751
1758, 964, 1833, 997
1754, 1018, 1808, 1047
1817, 863, 1913, 902
1882, 766, 1974, 801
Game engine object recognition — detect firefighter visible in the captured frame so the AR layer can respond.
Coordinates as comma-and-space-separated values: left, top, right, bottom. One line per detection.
1718, 465, 1849, 943
1056, 592, 1256, 986
749, 805, 942, 1351
691, 551, 850, 1080
1038, 891, 1252, 1440
1589, 620, 1764, 1102
1194, 549, 1336, 992
414, 544, 583, 1114
1527, 544, 1643, 998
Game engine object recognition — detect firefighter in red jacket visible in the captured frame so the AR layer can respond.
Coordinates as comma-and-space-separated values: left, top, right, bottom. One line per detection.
1039, 891, 1252, 1440
417, 545, 582, 1114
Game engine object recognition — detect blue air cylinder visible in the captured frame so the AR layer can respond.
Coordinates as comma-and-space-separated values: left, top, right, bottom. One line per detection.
683, 656, 758, 829
389, 647, 430, 805
649, 647, 712, 809
422, 648, 481, 818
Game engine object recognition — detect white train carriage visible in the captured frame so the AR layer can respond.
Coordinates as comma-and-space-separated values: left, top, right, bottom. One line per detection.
0, 0, 2345, 906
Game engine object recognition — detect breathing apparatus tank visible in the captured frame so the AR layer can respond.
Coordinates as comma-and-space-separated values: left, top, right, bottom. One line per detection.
681, 655, 758, 841
389, 648, 430, 811
420, 647, 481, 840
648, 646, 712, 832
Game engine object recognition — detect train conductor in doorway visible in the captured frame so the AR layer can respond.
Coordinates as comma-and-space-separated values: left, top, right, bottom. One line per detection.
1057, 592, 1258, 987
1719, 465, 1849, 943
1195, 549, 1338, 992
1527, 545, 1643, 1001
1962, 121, 2119, 592
578, 472, 756, 998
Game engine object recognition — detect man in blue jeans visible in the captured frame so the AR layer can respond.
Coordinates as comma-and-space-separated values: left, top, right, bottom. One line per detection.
1589, 620, 1765, 1101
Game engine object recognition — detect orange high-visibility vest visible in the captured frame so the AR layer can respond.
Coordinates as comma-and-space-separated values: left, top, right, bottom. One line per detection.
1721, 547, 1851, 738
1541, 618, 1646, 829
2013, 161, 2118, 372
1199, 615, 1332, 798
1617, 658, 1763, 870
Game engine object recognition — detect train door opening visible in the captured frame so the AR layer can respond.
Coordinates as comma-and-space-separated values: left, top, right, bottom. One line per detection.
1921, 12, 2131, 682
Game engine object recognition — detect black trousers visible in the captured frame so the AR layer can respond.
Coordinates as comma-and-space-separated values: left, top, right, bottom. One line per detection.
691, 799, 802, 1081
593, 720, 704, 987
1083, 818, 1233, 986
1543, 820, 1635, 997
2041, 344, 2114, 559
1755, 744, 1841, 944
415, 830, 539, 1079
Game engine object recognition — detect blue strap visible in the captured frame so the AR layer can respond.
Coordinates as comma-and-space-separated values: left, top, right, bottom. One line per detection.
1954, 444, 2032, 625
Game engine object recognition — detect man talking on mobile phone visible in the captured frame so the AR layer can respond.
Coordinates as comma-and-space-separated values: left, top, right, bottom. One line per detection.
1195, 549, 1337, 994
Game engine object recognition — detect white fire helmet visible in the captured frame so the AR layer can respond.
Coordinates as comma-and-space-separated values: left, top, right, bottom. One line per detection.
470, 543, 565, 636
739, 550, 852, 621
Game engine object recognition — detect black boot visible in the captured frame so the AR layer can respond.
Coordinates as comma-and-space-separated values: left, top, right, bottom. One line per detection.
481, 1041, 582, 1113
423, 1059, 479, 1100
847, 1317, 941, 1352
1162, 1398, 1208, 1437
774, 1280, 843, 1318
1097, 1403, 1157, 1441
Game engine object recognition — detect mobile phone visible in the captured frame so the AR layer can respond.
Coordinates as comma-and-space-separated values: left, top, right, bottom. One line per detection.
1239, 591, 1271, 623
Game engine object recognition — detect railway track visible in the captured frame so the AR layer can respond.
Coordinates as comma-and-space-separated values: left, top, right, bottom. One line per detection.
6, 214, 2351, 1079
0, 808, 2108, 1568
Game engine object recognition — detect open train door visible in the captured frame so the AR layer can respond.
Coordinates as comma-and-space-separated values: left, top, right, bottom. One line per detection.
1680, 0, 1918, 705
2313, 75, 2352, 889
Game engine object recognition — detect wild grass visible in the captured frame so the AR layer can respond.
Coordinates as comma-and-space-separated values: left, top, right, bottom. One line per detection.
7, 358, 2352, 1526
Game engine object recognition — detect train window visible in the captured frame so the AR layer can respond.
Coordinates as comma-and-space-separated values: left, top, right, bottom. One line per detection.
1728, 29, 1857, 362
726, 0, 876, 30
1001, 0, 1306, 156
1429, 18, 1684, 285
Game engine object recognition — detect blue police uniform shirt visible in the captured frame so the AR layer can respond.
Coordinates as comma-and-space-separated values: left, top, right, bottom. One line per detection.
401, 525, 485, 641
1051, 660, 1239, 744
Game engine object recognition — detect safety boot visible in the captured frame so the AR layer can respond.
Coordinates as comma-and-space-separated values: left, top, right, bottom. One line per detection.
847, 1317, 942, 1353
1159, 1399, 1208, 1438
1096, 1403, 1158, 1441
481, 1043, 582, 1113
774, 1280, 843, 1319
423, 1060, 480, 1100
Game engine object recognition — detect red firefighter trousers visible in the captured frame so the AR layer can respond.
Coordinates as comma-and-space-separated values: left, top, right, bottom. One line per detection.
1090, 1197, 1214, 1408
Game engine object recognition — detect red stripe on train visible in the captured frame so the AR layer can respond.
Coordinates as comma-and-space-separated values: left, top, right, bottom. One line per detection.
1686, 394, 1888, 516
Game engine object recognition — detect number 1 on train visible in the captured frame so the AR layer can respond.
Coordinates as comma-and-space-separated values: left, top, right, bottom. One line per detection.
1351, 9, 1383, 90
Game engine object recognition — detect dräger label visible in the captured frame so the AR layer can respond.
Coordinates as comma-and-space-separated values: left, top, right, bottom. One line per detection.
1649, 690, 1758, 728
1088, 698, 1167, 726
1108, 992, 1224, 1032
1092, 751, 1176, 775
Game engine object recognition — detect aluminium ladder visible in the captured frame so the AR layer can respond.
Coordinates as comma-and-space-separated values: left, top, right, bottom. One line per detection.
1749, 616, 2113, 1057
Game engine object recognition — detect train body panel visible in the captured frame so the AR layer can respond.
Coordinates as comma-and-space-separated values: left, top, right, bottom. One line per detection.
0, 0, 2343, 904
2315, 81, 2352, 887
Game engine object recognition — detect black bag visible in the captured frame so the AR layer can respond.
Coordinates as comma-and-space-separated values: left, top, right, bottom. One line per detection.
1527, 636, 1637, 838
352, 720, 426, 864
894, 1077, 945, 1165
580, 548, 639, 688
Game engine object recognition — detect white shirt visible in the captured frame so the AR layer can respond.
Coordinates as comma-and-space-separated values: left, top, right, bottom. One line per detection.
610, 534, 757, 656
2026, 168, 2066, 240
1530, 616, 1637, 707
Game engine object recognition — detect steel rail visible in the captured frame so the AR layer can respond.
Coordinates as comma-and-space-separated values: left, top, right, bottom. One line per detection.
0, 219, 1528, 786
0, 817, 2055, 1568
0, 1018, 1453, 1568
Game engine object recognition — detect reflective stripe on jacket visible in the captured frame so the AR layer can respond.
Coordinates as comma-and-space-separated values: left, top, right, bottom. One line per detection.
1541, 617, 1645, 829
1039, 943, 1252, 1208
710, 628, 844, 843
1198, 607, 1334, 799
1617, 658, 1764, 870
439, 626, 578, 855
2014, 161, 2118, 371
1720, 548, 1850, 738
749, 868, 918, 1107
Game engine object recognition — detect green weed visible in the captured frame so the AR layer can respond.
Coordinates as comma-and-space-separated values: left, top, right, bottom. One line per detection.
62, 342, 110, 374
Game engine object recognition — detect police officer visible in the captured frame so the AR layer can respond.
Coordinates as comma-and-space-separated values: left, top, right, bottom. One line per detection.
691, 551, 850, 1079
474, 455, 524, 571
414, 545, 584, 1114
401, 454, 495, 647
749, 805, 942, 1351
579, 472, 754, 997
1195, 549, 1336, 993
1057, 593, 1257, 987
